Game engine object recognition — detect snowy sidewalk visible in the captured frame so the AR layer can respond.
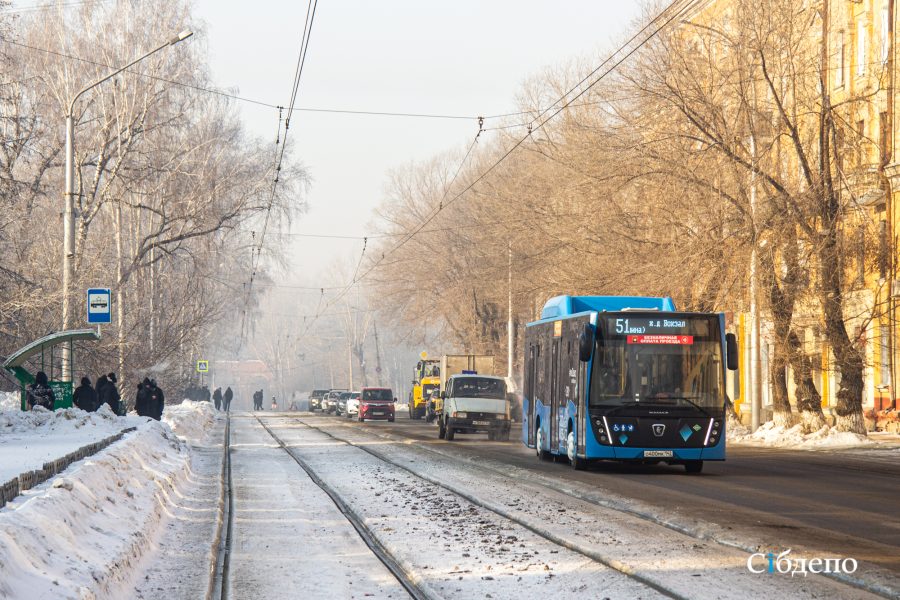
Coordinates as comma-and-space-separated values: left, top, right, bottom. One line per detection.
0, 400, 221, 599
0, 404, 149, 484
126, 416, 225, 599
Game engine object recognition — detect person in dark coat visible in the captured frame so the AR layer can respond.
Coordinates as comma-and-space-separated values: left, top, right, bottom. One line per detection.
223, 386, 233, 412
203, 386, 211, 403
26, 371, 55, 410
135, 378, 153, 418
149, 379, 165, 420
96, 374, 108, 402
213, 387, 222, 411
73, 376, 99, 412
100, 372, 121, 415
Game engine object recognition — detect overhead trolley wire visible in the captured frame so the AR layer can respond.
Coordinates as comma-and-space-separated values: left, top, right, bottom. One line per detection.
237, 0, 319, 349
356, 0, 700, 282
288, 0, 698, 339
0, 38, 519, 123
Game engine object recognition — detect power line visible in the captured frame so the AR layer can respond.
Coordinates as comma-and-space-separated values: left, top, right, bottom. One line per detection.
355, 0, 701, 285
0, 37, 517, 122
280, 2, 699, 340
239, 0, 320, 348
0, 0, 107, 13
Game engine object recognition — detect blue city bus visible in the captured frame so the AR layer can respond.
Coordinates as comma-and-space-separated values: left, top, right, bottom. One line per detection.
522, 295, 738, 473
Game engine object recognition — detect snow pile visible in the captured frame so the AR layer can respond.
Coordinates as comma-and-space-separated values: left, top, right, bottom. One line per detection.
0, 421, 192, 599
726, 412, 751, 438
0, 391, 18, 411
0, 405, 149, 483
162, 400, 219, 443
729, 421, 874, 448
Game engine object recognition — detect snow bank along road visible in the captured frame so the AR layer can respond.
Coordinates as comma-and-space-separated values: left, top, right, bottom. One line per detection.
228, 413, 886, 600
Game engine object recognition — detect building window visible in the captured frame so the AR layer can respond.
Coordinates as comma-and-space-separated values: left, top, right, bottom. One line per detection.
881, 324, 891, 387
858, 18, 867, 77
881, 111, 890, 159
837, 29, 846, 88
883, 6, 890, 65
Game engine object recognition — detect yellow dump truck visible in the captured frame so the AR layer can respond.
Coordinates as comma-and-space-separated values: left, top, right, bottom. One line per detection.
408, 358, 441, 419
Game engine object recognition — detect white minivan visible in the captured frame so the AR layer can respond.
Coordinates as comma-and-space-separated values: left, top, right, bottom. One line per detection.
439, 374, 511, 441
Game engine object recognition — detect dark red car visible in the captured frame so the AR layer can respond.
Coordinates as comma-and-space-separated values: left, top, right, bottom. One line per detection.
358, 387, 395, 422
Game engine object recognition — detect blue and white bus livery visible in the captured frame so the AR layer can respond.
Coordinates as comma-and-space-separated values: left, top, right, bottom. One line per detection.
522, 295, 738, 473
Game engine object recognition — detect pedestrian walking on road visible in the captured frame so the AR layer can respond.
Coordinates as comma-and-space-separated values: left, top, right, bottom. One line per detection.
73, 376, 99, 412
223, 386, 233, 412
271, 396, 277, 411
26, 371, 55, 410
213, 387, 222, 411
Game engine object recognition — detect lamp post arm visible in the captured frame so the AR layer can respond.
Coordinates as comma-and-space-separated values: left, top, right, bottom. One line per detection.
67, 39, 173, 117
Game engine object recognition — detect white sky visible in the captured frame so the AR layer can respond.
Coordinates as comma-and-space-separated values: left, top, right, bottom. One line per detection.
192, 0, 644, 292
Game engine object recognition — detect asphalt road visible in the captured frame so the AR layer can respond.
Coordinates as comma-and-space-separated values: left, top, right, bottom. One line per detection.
306, 411, 900, 579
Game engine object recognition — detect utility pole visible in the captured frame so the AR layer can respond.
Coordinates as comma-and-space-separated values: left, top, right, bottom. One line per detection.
749, 132, 762, 431
507, 240, 514, 382
373, 321, 383, 384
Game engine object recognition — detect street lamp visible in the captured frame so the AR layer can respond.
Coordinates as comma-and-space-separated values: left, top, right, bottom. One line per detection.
61, 29, 193, 380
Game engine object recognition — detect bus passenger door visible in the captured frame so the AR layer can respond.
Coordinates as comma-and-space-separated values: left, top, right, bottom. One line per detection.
577, 359, 586, 452
550, 339, 560, 451
526, 344, 536, 447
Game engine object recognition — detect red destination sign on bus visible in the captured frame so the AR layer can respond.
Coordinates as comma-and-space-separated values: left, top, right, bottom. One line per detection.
627, 335, 694, 345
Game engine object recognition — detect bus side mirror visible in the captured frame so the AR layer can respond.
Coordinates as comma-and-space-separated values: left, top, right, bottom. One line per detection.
579, 323, 595, 362
726, 333, 738, 371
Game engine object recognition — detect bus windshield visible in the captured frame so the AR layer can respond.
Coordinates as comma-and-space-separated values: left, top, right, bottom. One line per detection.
590, 315, 724, 410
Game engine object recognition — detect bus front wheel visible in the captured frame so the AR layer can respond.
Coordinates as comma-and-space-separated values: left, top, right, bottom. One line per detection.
567, 431, 586, 470
684, 461, 703, 474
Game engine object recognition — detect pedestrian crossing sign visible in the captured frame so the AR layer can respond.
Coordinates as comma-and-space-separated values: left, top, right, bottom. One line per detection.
196, 360, 209, 373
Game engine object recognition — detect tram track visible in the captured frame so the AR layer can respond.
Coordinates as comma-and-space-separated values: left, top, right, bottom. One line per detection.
269, 414, 688, 600
209, 411, 233, 600
291, 414, 895, 600
254, 415, 431, 600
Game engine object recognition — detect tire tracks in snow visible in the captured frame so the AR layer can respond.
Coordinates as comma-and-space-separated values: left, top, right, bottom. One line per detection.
266, 415, 686, 600
290, 415, 888, 600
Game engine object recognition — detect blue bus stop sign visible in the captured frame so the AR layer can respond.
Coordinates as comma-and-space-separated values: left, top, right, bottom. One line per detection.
87, 288, 111, 324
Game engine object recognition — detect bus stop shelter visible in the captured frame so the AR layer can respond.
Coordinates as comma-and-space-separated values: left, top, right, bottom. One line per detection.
2, 329, 101, 410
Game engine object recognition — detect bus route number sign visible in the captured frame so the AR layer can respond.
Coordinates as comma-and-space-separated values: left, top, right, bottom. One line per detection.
627, 335, 694, 345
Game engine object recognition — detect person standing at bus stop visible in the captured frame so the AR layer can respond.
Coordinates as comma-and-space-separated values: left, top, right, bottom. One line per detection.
101, 372, 122, 415
26, 371, 55, 410
73, 376, 99, 412
213, 387, 222, 411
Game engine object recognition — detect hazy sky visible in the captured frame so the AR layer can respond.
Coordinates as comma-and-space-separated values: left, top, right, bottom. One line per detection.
192, 1, 644, 293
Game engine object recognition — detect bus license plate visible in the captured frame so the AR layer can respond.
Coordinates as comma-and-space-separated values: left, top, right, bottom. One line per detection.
472, 420, 490, 426
643, 450, 673, 458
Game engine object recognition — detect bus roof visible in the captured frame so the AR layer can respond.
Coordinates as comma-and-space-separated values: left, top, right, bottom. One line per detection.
538, 295, 676, 320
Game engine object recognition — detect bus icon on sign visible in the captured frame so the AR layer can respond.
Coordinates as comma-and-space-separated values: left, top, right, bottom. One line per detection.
86, 288, 111, 324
